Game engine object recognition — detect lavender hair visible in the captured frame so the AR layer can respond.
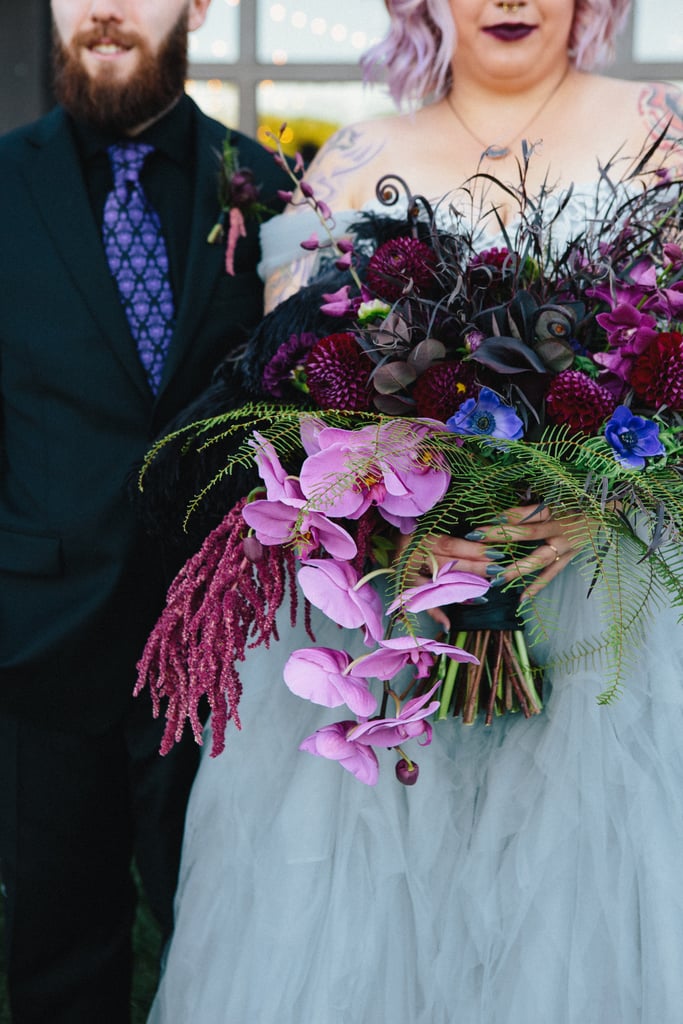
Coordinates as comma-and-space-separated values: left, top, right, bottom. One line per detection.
362, 0, 632, 108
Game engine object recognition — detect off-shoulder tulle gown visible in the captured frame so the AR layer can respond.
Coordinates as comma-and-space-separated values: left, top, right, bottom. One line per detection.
148, 189, 683, 1024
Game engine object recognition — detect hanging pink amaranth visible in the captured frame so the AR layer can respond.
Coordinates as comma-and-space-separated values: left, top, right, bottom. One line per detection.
135, 498, 300, 757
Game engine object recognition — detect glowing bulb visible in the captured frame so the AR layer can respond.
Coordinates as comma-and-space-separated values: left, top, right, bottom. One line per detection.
270, 3, 286, 22
310, 17, 327, 36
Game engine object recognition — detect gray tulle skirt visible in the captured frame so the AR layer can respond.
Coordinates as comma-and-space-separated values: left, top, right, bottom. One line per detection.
149, 559, 683, 1023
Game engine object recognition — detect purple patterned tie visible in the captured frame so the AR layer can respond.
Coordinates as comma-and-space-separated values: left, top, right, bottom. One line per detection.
102, 142, 175, 393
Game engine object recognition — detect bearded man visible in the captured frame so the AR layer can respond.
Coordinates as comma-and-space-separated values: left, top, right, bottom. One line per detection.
0, 2, 289, 1020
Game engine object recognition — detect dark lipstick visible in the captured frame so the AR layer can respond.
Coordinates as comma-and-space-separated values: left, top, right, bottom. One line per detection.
483, 23, 536, 41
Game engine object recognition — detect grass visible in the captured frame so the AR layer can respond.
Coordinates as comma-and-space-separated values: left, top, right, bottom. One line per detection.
0, 869, 162, 1024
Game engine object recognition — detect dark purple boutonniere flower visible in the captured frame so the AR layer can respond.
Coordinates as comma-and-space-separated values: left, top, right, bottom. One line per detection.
207, 135, 272, 276
604, 405, 665, 470
446, 387, 524, 441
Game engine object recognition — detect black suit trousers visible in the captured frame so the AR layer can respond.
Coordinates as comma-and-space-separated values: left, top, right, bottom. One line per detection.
0, 693, 199, 1024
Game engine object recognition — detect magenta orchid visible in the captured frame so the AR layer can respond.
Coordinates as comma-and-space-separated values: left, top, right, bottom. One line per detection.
249, 432, 301, 501
594, 304, 659, 381
347, 682, 442, 749
299, 722, 380, 786
351, 636, 480, 681
320, 284, 357, 317
242, 434, 357, 558
283, 647, 378, 717
386, 563, 489, 615
298, 420, 451, 531
242, 499, 357, 559
297, 558, 385, 642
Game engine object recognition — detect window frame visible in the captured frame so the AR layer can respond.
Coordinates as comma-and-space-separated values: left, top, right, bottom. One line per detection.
188, 1, 682, 138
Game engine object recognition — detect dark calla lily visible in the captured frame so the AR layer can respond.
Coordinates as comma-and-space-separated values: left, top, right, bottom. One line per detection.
468, 335, 547, 375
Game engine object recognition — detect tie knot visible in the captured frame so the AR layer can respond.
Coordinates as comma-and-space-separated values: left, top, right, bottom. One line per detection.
107, 142, 154, 188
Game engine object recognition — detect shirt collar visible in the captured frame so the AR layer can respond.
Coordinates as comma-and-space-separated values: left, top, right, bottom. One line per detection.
71, 93, 194, 166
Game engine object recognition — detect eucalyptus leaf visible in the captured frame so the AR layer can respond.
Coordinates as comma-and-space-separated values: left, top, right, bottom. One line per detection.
407, 338, 447, 371
374, 311, 412, 352
373, 361, 417, 394
372, 392, 417, 415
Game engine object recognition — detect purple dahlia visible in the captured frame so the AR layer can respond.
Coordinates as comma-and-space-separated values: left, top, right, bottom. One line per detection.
468, 247, 515, 272
413, 362, 476, 422
305, 333, 373, 411
630, 332, 683, 410
365, 237, 437, 302
545, 370, 617, 435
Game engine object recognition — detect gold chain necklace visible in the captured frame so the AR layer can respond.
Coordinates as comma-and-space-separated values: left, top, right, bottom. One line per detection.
446, 67, 571, 161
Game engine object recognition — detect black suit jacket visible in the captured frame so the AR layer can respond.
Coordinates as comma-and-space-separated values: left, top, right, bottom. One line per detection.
0, 99, 288, 733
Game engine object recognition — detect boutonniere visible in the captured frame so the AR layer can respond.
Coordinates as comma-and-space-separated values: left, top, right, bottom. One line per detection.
207, 134, 272, 276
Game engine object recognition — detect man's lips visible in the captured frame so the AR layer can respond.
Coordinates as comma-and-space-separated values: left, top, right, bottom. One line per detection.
483, 23, 537, 41
75, 29, 138, 55
88, 41, 132, 57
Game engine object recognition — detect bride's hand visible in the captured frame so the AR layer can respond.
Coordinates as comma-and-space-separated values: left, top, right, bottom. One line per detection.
396, 504, 590, 625
462, 505, 589, 601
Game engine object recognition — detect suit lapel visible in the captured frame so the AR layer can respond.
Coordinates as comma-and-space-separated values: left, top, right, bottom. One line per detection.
157, 109, 225, 392
24, 109, 152, 400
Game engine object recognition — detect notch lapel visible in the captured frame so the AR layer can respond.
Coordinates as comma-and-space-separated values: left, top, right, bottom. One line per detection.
157, 110, 225, 392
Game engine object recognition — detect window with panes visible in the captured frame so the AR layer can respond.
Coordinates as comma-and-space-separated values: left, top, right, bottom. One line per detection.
187, 0, 682, 155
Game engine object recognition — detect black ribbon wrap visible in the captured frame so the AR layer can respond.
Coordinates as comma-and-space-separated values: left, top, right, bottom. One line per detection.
447, 585, 523, 632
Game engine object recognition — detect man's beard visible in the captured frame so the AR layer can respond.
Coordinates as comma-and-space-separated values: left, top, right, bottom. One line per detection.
52, 8, 190, 134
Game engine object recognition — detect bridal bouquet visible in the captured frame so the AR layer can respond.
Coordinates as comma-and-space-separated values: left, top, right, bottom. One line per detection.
136, 135, 683, 785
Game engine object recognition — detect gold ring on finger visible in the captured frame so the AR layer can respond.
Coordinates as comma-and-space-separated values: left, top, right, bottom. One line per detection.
547, 542, 560, 563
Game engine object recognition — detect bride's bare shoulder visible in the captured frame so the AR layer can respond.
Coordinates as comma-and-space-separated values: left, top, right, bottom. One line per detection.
298, 111, 434, 208
600, 75, 681, 162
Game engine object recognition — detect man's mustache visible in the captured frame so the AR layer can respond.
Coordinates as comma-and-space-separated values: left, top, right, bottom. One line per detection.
71, 24, 143, 50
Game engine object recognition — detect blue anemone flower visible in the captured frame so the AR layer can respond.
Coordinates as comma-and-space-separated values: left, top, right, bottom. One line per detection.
604, 405, 665, 470
446, 387, 524, 441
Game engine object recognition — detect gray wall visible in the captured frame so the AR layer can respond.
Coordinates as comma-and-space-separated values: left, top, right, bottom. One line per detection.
0, 0, 52, 135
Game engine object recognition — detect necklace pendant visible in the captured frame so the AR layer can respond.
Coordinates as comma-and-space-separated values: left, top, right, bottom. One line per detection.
483, 145, 510, 160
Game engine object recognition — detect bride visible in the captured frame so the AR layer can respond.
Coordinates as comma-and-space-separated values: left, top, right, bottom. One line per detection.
148, 1, 683, 1021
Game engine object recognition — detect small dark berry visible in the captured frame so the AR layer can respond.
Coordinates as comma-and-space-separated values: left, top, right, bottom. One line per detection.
395, 758, 419, 786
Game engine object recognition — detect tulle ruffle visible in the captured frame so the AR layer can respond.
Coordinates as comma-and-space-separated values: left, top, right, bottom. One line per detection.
149, 558, 683, 1024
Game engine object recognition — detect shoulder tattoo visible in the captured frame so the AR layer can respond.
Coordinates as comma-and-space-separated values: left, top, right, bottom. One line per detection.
638, 82, 683, 158
305, 124, 387, 204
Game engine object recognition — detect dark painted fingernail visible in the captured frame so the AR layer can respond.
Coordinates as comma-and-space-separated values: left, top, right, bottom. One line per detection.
489, 575, 508, 588
464, 596, 489, 605
465, 530, 485, 541
491, 514, 508, 524
485, 563, 505, 577
485, 548, 505, 561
